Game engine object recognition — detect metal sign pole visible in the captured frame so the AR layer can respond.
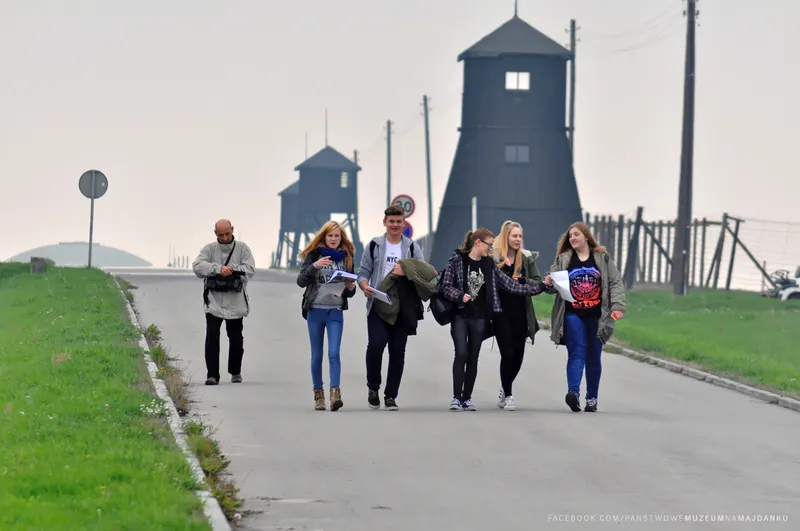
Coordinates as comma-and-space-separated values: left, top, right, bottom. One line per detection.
78, 169, 109, 269
88, 171, 96, 268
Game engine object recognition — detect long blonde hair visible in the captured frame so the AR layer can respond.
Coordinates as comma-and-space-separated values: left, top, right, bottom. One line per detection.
493, 220, 524, 277
554, 222, 608, 266
299, 221, 355, 271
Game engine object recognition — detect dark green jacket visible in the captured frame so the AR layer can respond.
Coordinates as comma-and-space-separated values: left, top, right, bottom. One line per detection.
493, 249, 545, 343
546, 249, 627, 345
373, 258, 439, 326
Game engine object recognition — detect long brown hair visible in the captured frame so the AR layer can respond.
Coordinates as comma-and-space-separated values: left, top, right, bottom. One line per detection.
459, 228, 494, 253
299, 221, 355, 270
554, 222, 607, 265
493, 220, 523, 276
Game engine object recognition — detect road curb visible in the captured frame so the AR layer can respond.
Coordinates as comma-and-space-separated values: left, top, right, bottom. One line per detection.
537, 320, 800, 414
115, 278, 232, 531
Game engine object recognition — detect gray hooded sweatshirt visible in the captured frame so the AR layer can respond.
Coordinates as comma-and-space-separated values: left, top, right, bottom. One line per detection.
192, 238, 256, 320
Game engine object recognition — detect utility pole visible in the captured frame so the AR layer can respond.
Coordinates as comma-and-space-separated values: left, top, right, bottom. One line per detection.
386, 120, 393, 207
672, 0, 698, 296
568, 19, 578, 161
422, 95, 434, 236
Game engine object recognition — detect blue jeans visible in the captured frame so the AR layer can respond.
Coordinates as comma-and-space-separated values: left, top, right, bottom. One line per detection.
564, 312, 603, 400
307, 308, 343, 390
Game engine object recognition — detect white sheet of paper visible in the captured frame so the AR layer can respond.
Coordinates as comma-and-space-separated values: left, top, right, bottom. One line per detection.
324, 270, 359, 284
551, 270, 575, 303
371, 288, 392, 305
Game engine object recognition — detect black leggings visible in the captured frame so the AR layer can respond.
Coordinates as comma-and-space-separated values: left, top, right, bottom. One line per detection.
451, 314, 486, 401
494, 316, 527, 396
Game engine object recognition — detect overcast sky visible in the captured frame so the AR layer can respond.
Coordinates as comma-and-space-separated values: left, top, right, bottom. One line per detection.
1, 0, 797, 267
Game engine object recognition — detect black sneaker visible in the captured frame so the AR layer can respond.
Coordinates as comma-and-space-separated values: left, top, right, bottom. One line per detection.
367, 389, 380, 409
565, 391, 581, 412
384, 397, 399, 411
584, 398, 597, 412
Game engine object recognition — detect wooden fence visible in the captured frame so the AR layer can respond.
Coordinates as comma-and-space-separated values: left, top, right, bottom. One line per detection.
585, 208, 776, 292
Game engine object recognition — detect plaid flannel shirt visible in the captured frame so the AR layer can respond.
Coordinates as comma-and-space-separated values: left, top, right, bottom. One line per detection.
440, 251, 543, 313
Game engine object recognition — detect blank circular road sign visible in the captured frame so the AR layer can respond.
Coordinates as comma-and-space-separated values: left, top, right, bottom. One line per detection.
79, 170, 108, 200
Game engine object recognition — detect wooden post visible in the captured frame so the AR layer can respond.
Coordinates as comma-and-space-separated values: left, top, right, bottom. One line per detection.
30, 257, 46, 274
657, 221, 664, 283
700, 218, 707, 287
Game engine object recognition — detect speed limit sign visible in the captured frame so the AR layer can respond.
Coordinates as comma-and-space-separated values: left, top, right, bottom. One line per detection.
391, 194, 415, 218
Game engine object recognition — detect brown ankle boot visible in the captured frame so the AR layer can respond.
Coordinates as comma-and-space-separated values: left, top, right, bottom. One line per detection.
314, 388, 326, 410
330, 387, 343, 411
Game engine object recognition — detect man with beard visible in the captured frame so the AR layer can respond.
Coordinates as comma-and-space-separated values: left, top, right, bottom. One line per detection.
192, 218, 256, 385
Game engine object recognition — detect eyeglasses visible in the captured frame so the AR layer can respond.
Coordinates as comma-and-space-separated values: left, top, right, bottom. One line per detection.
479, 239, 493, 249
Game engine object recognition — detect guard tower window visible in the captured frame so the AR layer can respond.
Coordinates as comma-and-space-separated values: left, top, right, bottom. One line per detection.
340, 172, 349, 188
505, 72, 530, 91
505, 145, 530, 164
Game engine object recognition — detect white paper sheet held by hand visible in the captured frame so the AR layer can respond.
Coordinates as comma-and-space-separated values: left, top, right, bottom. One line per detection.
370, 288, 392, 305
324, 270, 359, 284
551, 271, 575, 302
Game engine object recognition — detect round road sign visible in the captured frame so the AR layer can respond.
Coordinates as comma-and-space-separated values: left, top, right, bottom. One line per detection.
392, 194, 415, 218
402, 221, 413, 239
78, 170, 109, 200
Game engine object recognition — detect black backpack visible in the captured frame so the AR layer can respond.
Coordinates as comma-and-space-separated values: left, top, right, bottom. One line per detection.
428, 268, 454, 326
369, 239, 415, 261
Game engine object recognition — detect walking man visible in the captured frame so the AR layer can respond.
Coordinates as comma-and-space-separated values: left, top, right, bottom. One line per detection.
357, 204, 425, 410
192, 218, 256, 385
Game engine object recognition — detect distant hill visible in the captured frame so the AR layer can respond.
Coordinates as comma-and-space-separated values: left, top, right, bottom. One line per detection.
5, 242, 152, 268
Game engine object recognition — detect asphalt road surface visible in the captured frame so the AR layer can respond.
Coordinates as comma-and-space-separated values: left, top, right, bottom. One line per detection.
114, 268, 799, 531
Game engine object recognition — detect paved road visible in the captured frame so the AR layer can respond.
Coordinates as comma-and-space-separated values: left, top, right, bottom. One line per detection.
115, 268, 799, 530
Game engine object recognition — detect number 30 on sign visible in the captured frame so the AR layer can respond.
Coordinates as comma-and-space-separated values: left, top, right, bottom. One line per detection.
392, 195, 415, 217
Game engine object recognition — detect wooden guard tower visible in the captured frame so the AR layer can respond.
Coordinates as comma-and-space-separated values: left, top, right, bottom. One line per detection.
429, 13, 583, 269
274, 146, 362, 268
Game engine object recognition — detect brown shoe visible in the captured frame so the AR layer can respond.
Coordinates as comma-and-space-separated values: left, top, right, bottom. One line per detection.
314, 388, 326, 410
330, 387, 343, 411
205, 377, 218, 385
231, 374, 242, 383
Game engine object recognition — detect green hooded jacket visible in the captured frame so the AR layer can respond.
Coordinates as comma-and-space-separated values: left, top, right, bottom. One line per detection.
373, 258, 439, 326
546, 249, 627, 345
493, 249, 545, 343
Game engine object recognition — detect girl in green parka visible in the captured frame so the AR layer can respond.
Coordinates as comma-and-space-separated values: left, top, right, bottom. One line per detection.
491, 220, 546, 411
543, 222, 626, 413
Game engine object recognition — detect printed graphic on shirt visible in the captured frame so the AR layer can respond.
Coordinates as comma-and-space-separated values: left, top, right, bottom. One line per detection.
317, 260, 345, 284
467, 266, 485, 300
568, 265, 601, 310
383, 242, 402, 277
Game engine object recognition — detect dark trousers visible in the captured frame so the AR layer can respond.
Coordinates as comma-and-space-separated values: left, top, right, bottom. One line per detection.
451, 314, 486, 402
365, 309, 409, 399
494, 317, 527, 396
205, 313, 244, 380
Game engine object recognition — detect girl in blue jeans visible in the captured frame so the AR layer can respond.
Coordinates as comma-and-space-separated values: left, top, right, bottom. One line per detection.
297, 221, 357, 411
544, 222, 626, 413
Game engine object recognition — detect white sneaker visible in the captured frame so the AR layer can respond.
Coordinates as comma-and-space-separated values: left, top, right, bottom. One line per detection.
503, 396, 516, 411
449, 398, 462, 411
497, 388, 506, 409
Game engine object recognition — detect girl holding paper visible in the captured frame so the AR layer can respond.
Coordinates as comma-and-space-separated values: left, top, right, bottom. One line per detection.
543, 222, 626, 413
297, 221, 357, 411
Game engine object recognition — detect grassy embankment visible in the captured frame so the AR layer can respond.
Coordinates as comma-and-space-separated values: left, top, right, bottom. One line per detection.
531, 288, 800, 398
0, 262, 212, 529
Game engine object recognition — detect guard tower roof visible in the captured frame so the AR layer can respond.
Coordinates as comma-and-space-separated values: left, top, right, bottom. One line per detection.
294, 146, 361, 172
278, 181, 299, 196
458, 15, 573, 61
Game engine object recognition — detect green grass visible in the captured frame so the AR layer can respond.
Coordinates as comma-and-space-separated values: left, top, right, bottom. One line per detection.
0, 263, 211, 530
532, 288, 800, 398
